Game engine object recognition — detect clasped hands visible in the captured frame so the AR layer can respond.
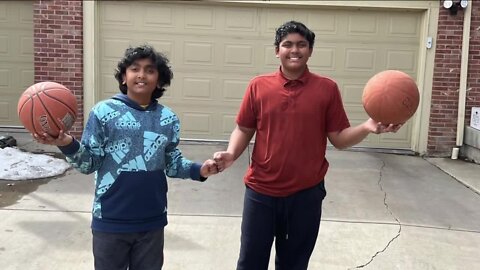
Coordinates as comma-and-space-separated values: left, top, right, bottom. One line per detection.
201, 151, 234, 178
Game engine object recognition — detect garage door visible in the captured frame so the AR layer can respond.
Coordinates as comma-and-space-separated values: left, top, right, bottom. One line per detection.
97, 2, 422, 149
0, 1, 34, 127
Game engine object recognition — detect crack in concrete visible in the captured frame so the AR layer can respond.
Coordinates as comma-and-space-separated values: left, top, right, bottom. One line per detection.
350, 161, 402, 269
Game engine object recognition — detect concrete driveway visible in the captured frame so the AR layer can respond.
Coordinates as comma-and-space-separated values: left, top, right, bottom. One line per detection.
0, 138, 479, 270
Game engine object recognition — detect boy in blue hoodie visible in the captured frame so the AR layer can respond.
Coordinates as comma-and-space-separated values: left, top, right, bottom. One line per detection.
34, 45, 218, 270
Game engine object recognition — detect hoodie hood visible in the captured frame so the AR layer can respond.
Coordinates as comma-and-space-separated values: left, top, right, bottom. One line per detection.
112, 94, 158, 111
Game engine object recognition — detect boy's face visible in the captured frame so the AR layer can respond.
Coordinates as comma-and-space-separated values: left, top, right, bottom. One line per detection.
123, 58, 159, 104
275, 33, 313, 74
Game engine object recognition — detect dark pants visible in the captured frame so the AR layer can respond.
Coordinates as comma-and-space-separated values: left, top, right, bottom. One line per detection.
237, 181, 326, 270
92, 228, 164, 270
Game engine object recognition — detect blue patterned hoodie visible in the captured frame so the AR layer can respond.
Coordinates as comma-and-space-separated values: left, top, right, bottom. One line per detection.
58, 94, 204, 232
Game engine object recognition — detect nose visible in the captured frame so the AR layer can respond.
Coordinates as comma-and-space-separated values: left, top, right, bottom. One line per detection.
137, 70, 145, 78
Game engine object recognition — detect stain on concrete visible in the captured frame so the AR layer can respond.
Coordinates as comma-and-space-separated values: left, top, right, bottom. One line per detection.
0, 178, 51, 208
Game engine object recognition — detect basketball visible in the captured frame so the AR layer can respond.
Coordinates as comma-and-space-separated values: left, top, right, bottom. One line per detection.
362, 70, 419, 125
17, 81, 78, 137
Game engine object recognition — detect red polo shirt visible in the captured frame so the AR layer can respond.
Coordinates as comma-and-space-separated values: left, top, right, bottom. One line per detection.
236, 68, 350, 196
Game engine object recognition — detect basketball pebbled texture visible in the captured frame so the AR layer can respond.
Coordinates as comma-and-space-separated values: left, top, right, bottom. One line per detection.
17, 81, 78, 137
362, 70, 420, 125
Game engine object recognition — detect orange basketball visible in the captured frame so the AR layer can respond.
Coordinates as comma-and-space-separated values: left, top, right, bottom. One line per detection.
17, 81, 78, 137
362, 70, 419, 125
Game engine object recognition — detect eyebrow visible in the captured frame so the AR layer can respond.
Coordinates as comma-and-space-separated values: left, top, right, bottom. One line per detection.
130, 62, 155, 69
282, 40, 308, 45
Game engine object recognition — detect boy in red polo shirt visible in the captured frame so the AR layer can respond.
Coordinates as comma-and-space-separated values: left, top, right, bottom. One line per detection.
213, 21, 402, 270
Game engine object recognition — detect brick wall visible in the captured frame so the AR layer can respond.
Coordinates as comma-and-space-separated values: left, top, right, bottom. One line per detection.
429, 0, 480, 156
33, 0, 83, 138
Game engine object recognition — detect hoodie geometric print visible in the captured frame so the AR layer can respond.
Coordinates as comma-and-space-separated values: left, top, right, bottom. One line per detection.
58, 94, 204, 233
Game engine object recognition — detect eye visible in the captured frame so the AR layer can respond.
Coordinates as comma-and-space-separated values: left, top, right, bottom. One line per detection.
298, 42, 308, 48
146, 68, 156, 74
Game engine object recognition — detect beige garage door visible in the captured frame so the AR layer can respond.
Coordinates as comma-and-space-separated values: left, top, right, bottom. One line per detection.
0, 1, 34, 127
97, 2, 422, 149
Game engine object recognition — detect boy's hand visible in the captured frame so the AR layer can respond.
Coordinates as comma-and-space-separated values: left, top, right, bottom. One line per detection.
200, 159, 219, 178
366, 118, 403, 134
213, 151, 235, 172
33, 130, 73, 147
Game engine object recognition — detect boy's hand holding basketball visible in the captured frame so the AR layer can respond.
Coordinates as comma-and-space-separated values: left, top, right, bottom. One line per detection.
365, 118, 403, 134
18, 81, 78, 138
33, 130, 73, 147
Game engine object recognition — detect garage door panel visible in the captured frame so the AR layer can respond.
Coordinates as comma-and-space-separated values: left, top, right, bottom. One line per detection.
184, 7, 215, 30
0, 66, 33, 94
183, 41, 214, 65
0, 69, 9, 88
175, 73, 249, 104
0, 2, 33, 27
100, 73, 118, 101
100, 2, 133, 26
221, 114, 237, 138
0, 35, 7, 54
181, 77, 215, 100
386, 49, 417, 72
181, 111, 213, 136
174, 105, 238, 140
263, 45, 278, 68
148, 41, 174, 60
102, 35, 176, 62
19, 68, 34, 91
348, 14, 378, 35
0, 3, 6, 21
224, 8, 259, 33
20, 35, 34, 57
0, 1, 33, 127
345, 48, 376, 72
388, 14, 421, 37
223, 78, 250, 101
98, 2, 422, 148
341, 82, 365, 106
0, 32, 34, 62
309, 47, 336, 71
0, 96, 20, 125
306, 12, 337, 34
144, 5, 175, 27
264, 9, 297, 33
224, 44, 255, 67
102, 38, 132, 60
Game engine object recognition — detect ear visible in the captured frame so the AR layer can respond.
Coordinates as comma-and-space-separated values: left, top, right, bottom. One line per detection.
275, 47, 279, 58
122, 74, 126, 85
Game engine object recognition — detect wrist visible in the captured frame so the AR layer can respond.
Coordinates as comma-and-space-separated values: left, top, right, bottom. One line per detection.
60, 135, 74, 147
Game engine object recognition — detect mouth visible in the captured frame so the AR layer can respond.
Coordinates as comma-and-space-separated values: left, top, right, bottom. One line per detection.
135, 82, 146, 86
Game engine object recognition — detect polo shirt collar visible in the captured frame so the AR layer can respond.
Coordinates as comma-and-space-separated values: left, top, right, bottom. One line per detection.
276, 66, 311, 87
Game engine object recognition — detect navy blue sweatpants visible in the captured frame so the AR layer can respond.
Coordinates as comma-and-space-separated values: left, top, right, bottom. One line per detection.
237, 181, 326, 270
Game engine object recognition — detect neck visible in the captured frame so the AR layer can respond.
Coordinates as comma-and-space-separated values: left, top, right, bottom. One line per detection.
127, 93, 150, 106
281, 66, 306, 80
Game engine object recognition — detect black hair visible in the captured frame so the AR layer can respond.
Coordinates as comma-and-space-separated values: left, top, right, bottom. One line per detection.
114, 45, 173, 99
274, 21, 315, 49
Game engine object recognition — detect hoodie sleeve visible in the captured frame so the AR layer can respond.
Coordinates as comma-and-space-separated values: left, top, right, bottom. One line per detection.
164, 118, 203, 181
58, 108, 106, 174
